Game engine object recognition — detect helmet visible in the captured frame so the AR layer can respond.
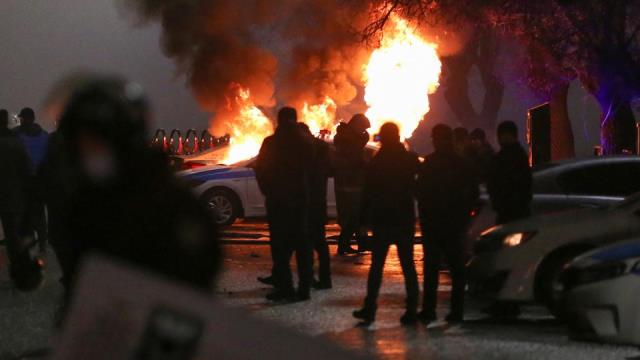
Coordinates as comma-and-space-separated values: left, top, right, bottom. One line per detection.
348, 114, 371, 133
59, 77, 149, 154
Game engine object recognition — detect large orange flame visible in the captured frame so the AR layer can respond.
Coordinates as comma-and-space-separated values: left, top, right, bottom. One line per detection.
301, 96, 337, 135
219, 86, 273, 164
215, 16, 441, 164
364, 16, 442, 139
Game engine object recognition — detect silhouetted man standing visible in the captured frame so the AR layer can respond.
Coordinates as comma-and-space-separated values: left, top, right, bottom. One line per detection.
0, 118, 36, 290
15, 107, 49, 253
417, 124, 479, 324
256, 107, 315, 302
299, 123, 332, 289
333, 114, 370, 255
488, 121, 532, 225
353, 123, 419, 325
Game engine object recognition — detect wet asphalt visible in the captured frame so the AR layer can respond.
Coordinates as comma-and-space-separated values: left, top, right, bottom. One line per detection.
0, 221, 638, 359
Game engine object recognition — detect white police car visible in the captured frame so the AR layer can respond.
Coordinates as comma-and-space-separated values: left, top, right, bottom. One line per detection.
179, 158, 338, 226
563, 239, 640, 345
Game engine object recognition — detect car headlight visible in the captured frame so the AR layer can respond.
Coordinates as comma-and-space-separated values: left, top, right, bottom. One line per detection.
502, 232, 536, 247
474, 230, 536, 253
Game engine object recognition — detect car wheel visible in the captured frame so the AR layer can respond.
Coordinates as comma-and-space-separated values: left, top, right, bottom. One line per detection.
537, 248, 590, 319
202, 189, 240, 226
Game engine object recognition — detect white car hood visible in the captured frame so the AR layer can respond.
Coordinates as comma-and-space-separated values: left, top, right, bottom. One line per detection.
495, 208, 607, 234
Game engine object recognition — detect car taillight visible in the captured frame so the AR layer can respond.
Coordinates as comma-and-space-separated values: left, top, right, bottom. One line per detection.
182, 161, 207, 170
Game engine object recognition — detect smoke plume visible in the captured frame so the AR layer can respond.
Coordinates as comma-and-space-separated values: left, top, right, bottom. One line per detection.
119, 0, 374, 131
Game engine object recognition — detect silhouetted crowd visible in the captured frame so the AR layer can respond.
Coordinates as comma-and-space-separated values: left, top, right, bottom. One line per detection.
0, 77, 532, 327
255, 107, 532, 325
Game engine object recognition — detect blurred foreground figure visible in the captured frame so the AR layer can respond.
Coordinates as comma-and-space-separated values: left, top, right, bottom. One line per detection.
299, 123, 332, 290
488, 121, 532, 225
0, 114, 43, 291
52, 256, 362, 360
58, 79, 220, 293
15, 107, 49, 252
417, 124, 478, 324
333, 114, 371, 255
353, 123, 419, 325
256, 107, 315, 302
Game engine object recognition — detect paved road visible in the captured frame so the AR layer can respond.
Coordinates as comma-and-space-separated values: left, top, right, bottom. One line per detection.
0, 221, 638, 359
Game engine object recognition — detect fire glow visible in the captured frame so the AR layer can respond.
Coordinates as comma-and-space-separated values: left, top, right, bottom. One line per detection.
219, 15, 441, 163
301, 97, 338, 136
219, 86, 273, 165
364, 16, 442, 139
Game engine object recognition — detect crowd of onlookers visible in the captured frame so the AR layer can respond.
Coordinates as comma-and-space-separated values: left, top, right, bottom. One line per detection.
253, 107, 532, 326
0, 75, 532, 329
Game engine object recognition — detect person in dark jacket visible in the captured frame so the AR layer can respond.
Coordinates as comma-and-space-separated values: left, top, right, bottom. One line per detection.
353, 123, 420, 325
58, 79, 220, 295
299, 123, 332, 289
15, 108, 49, 170
470, 128, 495, 184
416, 124, 479, 324
332, 114, 371, 255
255, 107, 315, 302
38, 130, 77, 289
15, 107, 49, 252
487, 121, 532, 225
0, 130, 36, 288
0, 109, 15, 138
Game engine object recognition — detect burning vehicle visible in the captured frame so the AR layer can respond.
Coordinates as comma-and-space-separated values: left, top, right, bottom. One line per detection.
159, 14, 442, 174
179, 142, 380, 226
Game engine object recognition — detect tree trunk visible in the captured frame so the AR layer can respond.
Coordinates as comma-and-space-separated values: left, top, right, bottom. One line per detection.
549, 83, 575, 160
600, 98, 636, 155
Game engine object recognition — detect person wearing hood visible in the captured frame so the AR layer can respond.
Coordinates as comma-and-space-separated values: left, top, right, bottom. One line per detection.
15, 107, 49, 253
332, 114, 371, 255
57, 79, 220, 295
353, 123, 420, 326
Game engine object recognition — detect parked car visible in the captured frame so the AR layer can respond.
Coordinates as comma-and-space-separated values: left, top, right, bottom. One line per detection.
468, 156, 640, 241
179, 143, 379, 226
467, 192, 640, 317
562, 239, 640, 346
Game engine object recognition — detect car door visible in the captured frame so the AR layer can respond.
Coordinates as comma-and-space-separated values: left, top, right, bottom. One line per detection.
556, 161, 640, 209
244, 161, 267, 217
